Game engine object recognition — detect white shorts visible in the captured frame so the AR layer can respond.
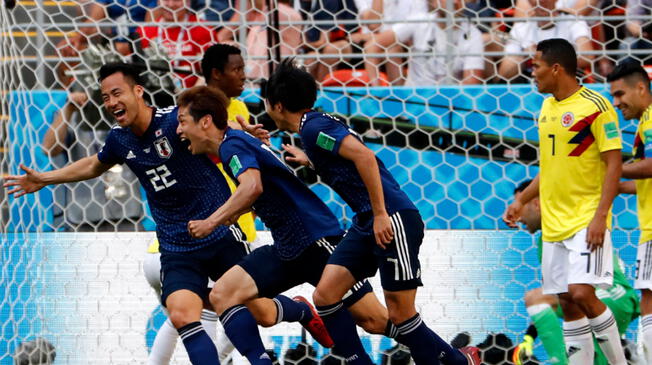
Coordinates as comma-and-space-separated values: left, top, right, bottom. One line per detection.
542, 228, 614, 295
635, 240, 652, 290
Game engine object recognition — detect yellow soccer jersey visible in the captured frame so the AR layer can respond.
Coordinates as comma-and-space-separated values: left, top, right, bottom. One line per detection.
634, 104, 652, 243
538, 86, 622, 242
225, 98, 257, 242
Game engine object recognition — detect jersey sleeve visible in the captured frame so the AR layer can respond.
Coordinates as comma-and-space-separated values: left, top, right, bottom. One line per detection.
302, 118, 351, 156
220, 138, 260, 180
591, 106, 623, 153
641, 112, 652, 157
392, 16, 417, 43
97, 130, 124, 165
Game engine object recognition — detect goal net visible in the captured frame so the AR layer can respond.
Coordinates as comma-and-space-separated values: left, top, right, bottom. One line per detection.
1, 0, 649, 363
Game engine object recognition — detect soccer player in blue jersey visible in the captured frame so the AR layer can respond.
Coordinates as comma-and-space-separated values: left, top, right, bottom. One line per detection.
2, 62, 326, 365
262, 59, 481, 365
176, 85, 399, 365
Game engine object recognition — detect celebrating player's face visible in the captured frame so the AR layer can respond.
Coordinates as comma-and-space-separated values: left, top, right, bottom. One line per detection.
610, 78, 641, 120
100, 72, 143, 128
176, 105, 209, 154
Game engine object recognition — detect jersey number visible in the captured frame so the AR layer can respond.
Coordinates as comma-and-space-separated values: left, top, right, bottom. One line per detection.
548, 134, 556, 156
146, 165, 177, 192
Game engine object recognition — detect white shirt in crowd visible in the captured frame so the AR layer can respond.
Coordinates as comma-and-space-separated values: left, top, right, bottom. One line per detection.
392, 13, 484, 86
353, 0, 428, 32
505, 16, 591, 54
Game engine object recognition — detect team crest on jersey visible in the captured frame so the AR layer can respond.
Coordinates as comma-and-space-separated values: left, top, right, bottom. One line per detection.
154, 137, 173, 159
561, 112, 574, 127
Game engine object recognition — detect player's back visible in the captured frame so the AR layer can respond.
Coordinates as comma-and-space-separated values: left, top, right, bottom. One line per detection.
219, 129, 343, 260
98, 106, 232, 252
537, 87, 622, 242
299, 111, 417, 218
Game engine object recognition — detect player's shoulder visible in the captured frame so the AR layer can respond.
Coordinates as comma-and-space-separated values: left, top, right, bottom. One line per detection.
574, 87, 612, 113
154, 105, 178, 119
302, 111, 344, 131
642, 103, 652, 125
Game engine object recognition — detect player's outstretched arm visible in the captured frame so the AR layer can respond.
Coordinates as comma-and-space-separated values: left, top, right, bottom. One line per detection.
338, 135, 393, 248
282, 144, 312, 167
232, 115, 271, 146
503, 174, 540, 227
587, 149, 622, 250
188, 168, 262, 239
3, 155, 113, 198
622, 157, 652, 180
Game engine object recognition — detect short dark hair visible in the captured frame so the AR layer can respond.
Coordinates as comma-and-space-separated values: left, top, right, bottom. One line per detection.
201, 43, 242, 82
514, 179, 533, 194
98, 62, 143, 86
265, 58, 317, 112
607, 60, 651, 89
536, 38, 577, 75
177, 86, 229, 130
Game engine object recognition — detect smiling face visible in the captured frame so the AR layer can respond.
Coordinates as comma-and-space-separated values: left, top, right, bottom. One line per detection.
610, 78, 646, 120
100, 72, 144, 128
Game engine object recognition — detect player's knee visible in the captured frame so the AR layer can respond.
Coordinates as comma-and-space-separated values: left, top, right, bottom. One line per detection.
313, 288, 335, 307
209, 285, 230, 314
168, 308, 195, 329
568, 286, 596, 305
524, 288, 544, 307
356, 314, 387, 335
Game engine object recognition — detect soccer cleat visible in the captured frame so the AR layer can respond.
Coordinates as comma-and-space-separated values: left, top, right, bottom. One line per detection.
459, 346, 481, 365
512, 335, 534, 365
293, 296, 335, 348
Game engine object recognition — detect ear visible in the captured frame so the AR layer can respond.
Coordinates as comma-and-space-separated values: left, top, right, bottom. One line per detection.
201, 114, 212, 129
134, 84, 144, 98
211, 68, 222, 82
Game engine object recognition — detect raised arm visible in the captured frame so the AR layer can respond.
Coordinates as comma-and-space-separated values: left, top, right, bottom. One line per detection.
338, 135, 393, 247
188, 168, 262, 238
3, 155, 114, 198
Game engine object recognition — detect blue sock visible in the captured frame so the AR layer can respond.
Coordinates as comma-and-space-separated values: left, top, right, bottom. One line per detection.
219, 305, 272, 365
273, 295, 313, 324
316, 301, 373, 365
395, 314, 466, 365
177, 321, 220, 365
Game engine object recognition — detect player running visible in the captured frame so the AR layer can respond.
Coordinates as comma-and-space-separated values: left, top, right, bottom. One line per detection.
510, 180, 639, 365
263, 59, 481, 365
2, 62, 328, 365
505, 38, 626, 365
608, 61, 652, 363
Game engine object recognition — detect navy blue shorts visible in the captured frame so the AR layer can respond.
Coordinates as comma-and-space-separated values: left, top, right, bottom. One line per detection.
328, 210, 424, 292
159, 226, 250, 306
238, 236, 372, 307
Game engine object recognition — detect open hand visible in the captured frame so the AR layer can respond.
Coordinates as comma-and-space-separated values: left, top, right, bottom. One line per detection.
3, 164, 47, 198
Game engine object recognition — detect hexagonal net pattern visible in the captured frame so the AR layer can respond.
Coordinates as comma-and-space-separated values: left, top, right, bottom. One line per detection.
0, 0, 650, 363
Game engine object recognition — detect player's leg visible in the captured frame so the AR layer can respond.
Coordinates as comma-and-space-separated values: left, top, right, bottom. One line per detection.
380, 210, 477, 365
635, 240, 652, 363
566, 230, 626, 365
514, 288, 567, 364
160, 246, 220, 365
542, 239, 594, 365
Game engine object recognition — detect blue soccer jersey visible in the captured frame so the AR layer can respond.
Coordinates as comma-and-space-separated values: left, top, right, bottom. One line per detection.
219, 128, 344, 260
97, 106, 232, 252
299, 111, 417, 216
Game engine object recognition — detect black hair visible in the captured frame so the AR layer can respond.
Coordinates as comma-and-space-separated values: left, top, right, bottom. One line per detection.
98, 62, 144, 86
201, 43, 242, 82
514, 179, 533, 194
607, 60, 651, 89
265, 58, 317, 112
177, 86, 229, 130
536, 38, 577, 75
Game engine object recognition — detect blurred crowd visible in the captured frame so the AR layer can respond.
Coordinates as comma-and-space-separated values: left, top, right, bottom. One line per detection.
51, 0, 652, 88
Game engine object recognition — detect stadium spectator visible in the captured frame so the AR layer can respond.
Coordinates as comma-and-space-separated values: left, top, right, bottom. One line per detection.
497, 0, 594, 82
191, 0, 235, 23
42, 88, 144, 232
312, 0, 428, 84
136, 0, 217, 88
625, 0, 652, 65
363, 0, 484, 86
216, 0, 301, 80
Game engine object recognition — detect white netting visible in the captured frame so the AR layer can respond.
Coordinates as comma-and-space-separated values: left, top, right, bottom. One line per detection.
1, 0, 651, 363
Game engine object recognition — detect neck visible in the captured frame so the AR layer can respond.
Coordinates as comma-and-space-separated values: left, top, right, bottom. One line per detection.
639, 95, 652, 118
207, 127, 225, 154
289, 109, 312, 133
131, 105, 153, 136
552, 78, 581, 101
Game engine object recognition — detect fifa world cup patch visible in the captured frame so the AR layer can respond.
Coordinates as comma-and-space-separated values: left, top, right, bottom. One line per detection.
604, 122, 619, 139
316, 132, 336, 151
644, 129, 652, 143
229, 155, 243, 175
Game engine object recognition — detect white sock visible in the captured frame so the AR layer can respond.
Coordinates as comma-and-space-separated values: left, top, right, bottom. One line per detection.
526, 303, 552, 317
201, 309, 219, 341
563, 317, 594, 365
642, 314, 652, 364
589, 308, 627, 365
147, 319, 178, 365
